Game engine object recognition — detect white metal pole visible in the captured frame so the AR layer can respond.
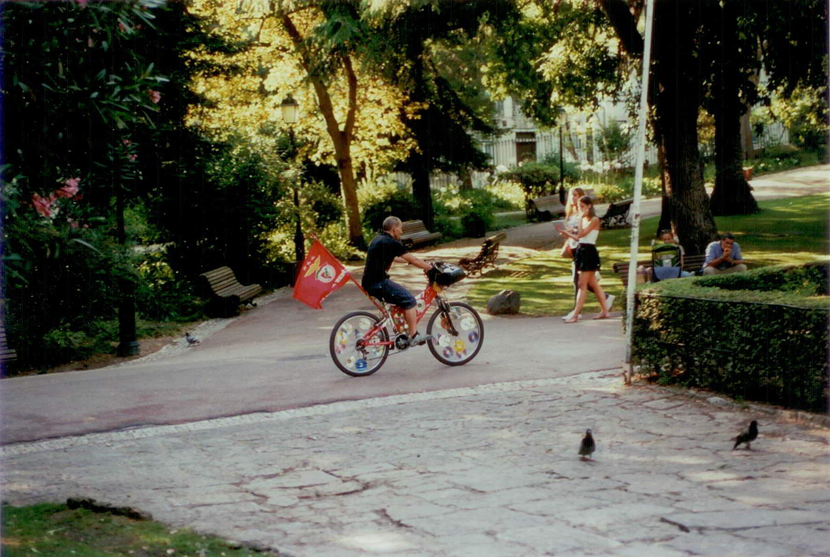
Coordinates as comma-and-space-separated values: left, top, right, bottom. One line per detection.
623, 0, 656, 385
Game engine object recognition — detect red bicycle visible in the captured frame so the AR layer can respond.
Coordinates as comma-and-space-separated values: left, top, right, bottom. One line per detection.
330, 262, 485, 376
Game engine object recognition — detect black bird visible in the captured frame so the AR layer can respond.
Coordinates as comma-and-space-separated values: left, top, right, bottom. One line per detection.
185, 332, 200, 346
579, 429, 595, 460
733, 420, 758, 450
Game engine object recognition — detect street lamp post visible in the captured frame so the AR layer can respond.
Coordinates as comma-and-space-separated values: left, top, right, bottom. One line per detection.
280, 95, 305, 274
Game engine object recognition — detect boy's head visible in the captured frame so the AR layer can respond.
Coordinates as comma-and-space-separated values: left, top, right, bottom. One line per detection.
658, 230, 675, 244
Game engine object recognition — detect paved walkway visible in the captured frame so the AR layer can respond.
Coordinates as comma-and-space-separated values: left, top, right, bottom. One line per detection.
3, 371, 828, 556
2, 165, 828, 556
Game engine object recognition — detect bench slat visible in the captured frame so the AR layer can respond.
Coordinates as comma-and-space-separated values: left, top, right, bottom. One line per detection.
199, 266, 261, 316
401, 220, 442, 247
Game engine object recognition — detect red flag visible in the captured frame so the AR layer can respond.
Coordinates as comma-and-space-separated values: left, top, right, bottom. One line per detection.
292, 240, 351, 309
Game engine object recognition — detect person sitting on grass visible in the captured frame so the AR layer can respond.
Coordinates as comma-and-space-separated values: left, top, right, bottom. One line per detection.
703, 233, 748, 275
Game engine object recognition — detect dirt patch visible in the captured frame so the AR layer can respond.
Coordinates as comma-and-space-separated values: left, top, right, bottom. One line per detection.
11, 335, 179, 377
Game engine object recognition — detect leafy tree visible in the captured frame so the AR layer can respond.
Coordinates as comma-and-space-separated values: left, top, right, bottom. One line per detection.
187, 0, 420, 249
0, 0, 164, 365
366, 0, 511, 227
701, 0, 827, 216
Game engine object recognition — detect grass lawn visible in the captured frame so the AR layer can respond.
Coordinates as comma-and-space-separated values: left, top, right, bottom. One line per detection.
1, 503, 268, 557
467, 193, 830, 317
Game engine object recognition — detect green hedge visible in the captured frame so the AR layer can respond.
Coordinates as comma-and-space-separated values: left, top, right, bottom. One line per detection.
632, 262, 829, 413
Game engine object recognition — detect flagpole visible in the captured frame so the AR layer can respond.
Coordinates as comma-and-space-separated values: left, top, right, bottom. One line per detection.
623, 0, 655, 385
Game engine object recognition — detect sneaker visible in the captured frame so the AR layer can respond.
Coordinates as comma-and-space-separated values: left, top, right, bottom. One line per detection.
605, 295, 616, 312
408, 332, 432, 347
562, 310, 575, 321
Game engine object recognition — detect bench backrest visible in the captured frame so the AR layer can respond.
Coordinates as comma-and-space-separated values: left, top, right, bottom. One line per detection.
402, 220, 428, 236
200, 266, 241, 294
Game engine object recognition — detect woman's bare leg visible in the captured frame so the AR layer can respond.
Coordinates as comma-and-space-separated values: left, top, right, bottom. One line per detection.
588, 273, 610, 318
565, 271, 593, 323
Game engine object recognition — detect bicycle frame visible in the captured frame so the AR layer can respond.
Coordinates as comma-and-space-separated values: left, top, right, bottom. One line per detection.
355, 280, 449, 349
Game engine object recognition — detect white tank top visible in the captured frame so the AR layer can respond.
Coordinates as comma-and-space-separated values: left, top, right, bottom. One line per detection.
580, 217, 599, 245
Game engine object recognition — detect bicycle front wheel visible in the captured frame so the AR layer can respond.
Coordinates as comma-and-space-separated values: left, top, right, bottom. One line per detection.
330, 311, 390, 377
427, 302, 484, 366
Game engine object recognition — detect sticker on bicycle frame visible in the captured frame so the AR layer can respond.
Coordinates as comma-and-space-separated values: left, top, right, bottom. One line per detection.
355, 359, 367, 371
454, 340, 466, 353
468, 331, 479, 344
443, 347, 454, 358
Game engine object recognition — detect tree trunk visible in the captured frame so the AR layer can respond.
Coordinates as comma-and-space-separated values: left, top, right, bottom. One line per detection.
652, 0, 718, 255
740, 111, 754, 160
410, 152, 434, 230
281, 14, 365, 249
708, 0, 759, 216
598, 0, 718, 253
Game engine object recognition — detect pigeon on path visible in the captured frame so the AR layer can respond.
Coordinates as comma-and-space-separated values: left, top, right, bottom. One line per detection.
579, 429, 595, 461
185, 332, 200, 346
733, 420, 758, 450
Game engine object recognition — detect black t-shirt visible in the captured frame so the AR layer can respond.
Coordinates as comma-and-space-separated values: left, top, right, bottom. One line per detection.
362, 232, 408, 288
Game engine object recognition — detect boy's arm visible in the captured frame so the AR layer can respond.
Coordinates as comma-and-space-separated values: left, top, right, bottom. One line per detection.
401, 252, 433, 271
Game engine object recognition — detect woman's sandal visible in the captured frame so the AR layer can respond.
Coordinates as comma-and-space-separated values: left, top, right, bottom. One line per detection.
564, 315, 580, 324
593, 313, 611, 320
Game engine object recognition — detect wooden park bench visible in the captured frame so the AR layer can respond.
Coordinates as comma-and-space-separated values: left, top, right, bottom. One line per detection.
599, 198, 634, 229
612, 254, 707, 289
0, 322, 17, 374
401, 220, 442, 249
199, 266, 262, 317
458, 232, 507, 276
529, 195, 566, 221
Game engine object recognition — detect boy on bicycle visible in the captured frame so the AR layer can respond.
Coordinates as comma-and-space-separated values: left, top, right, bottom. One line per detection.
362, 216, 434, 346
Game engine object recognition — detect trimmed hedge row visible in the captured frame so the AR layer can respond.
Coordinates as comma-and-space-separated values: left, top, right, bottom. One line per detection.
632, 262, 829, 413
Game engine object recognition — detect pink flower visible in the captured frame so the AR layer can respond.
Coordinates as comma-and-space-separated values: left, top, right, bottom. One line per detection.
118, 21, 127, 33
147, 90, 161, 104
122, 139, 132, 146
76, 0, 88, 7
129, 154, 137, 162
56, 177, 80, 198
88, 37, 94, 48
32, 193, 57, 218
67, 218, 79, 230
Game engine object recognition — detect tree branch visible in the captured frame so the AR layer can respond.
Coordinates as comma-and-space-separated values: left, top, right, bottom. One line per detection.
342, 54, 358, 143
594, 0, 644, 58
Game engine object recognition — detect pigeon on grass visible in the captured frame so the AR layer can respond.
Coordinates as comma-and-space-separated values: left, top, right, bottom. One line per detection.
185, 332, 200, 346
579, 429, 595, 461
733, 420, 758, 450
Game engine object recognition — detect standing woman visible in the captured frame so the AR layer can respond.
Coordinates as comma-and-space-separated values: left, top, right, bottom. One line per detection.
555, 196, 611, 322
561, 188, 613, 320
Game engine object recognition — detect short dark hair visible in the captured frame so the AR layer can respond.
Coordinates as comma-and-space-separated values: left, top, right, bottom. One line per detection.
722, 233, 736, 241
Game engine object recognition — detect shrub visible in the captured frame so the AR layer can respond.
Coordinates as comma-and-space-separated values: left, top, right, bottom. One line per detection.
498, 162, 561, 206
632, 262, 829, 412
359, 180, 421, 233
460, 203, 494, 238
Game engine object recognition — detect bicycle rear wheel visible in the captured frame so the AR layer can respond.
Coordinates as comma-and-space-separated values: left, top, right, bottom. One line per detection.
426, 301, 484, 366
330, 311, 389, 377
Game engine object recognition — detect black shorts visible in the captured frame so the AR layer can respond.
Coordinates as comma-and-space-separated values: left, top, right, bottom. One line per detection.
364, 279, 417, 310
575, 244, 601, 272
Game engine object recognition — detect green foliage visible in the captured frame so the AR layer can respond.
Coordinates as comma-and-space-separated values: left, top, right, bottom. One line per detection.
460, 201, 495, 239
358, 180, 421, 233
135, 252, 203, 322
1, 503, 266, 557
498, 162, 561, 209
433, 183, 522, 217
596, 120, 631, 163
591, 176, 661, 203
632, 263, 829, 412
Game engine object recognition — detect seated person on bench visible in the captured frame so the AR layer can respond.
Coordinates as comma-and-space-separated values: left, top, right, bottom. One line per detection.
362, 216, 434, 346
638, 230, 693, 282
703, 233, 748, 275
